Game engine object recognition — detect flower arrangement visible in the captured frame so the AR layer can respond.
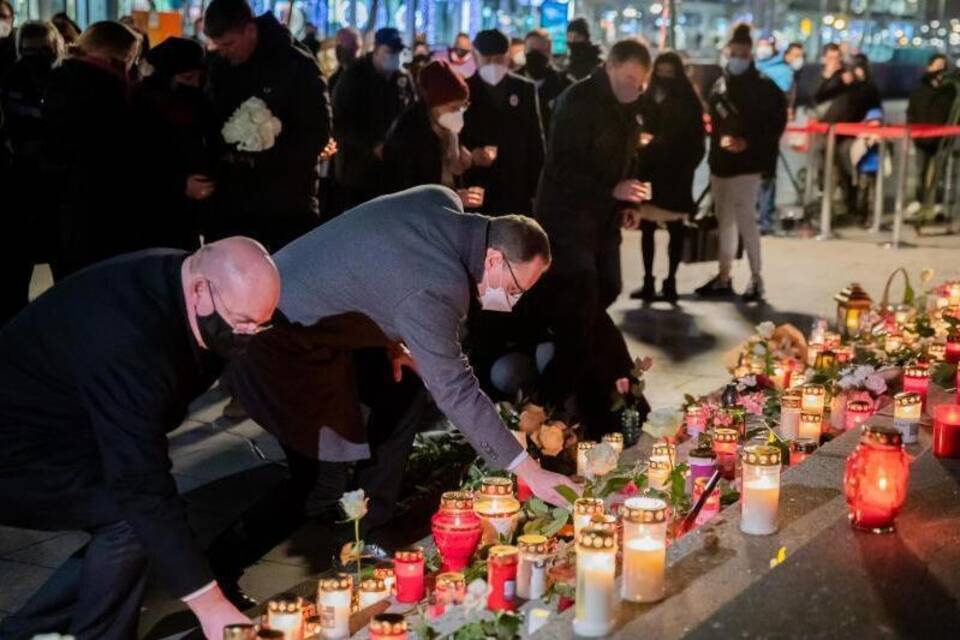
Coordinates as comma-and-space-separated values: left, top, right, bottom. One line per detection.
222, 97, 282, 152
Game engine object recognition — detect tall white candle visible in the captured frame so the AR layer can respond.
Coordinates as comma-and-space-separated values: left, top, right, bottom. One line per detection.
780, 391, 802, 440
359, 578, 389, 609
516, 534, 550, 600
647, 457, 672, 492
574, 528, 618, 637
894, 392, 922, 444
573, 498, 604, 538
266, 594, 304, 640
798, 413, 822, 442
740, 445, 782, 536
317, 575, 352, 640
620, 497, 667, 603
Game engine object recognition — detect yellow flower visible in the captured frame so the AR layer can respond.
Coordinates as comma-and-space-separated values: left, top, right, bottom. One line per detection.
534, 423, 566, 456
920, 267, 935, 285
519, 404, 548, 433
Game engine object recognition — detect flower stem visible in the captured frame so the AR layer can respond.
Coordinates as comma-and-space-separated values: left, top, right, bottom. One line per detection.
354, 518, 362, 585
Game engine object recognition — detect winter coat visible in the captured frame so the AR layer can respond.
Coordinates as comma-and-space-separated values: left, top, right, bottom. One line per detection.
206, 13, 331, 227
518, 59, 570, 133
332, 53, 415, 191
908, 74, 958, 153
706, 65, 787, 178
461, 72, 545, 215
535, 67, 642, 250
381, 101, 445, 192
635, 81, 706, 214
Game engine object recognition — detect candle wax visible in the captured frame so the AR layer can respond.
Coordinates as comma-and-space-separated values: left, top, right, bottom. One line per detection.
780, 408, 800, 440
621, 538, 666, 603
317, 591, 351, 640
741, 476, 780, 535
574, 556, 617, 637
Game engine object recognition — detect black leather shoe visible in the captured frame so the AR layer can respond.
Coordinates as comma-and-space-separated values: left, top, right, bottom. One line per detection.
630, 275, 657, 301
221, 580, 259, 611
660, 278, 678, 303
695, 275, 734, 298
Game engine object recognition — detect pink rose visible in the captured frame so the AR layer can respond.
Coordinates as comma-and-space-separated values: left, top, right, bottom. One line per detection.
616, 377, 631, 395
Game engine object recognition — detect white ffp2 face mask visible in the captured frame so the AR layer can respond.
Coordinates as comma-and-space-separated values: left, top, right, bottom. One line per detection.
478, 63, 508, 86
479, 265, 521, 312
437, 110, 464, 134
0, 21, 12, 38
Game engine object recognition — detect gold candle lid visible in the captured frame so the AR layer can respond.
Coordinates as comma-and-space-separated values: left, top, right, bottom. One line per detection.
790, 438, 819, 454
223, 624, 257, 640
895, 391, 921, 407
903, 363, 930, 378
713, 428, 738, 444
741, 444, 782, 466
801, 383, 825, 396
395, 547, 424, 562
439, 491, 474, 511
360, 578, 387, 592
651, 442, 676, 458
369, 613, 407, 636
488, 544, 520, 561
574, 497, 604, 515
799, 412, 822, 424
648, 457, 672, 472
846, 399, 872, 413
319, 573, 353, 592
603, 432, 624, 443
928, 342, 947, 359
621, 496, 668, 523
517, 534, 549, 554
578, 441, 597, 451
577, 526, 617, 550
435, 572, 465, 590
589, 513, 618, 531
861, 424, 903, 448
479, 476, 514, 496
267, 593, 302, 613
373, 562, 395, 580
781, 392, 802, 409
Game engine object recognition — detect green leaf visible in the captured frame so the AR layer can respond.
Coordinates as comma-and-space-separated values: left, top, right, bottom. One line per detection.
526, 498, 550, 516
524, 516, 547, 535
554, 484, 579, 506
542, 508, 570, 537
598, 475, 631, 498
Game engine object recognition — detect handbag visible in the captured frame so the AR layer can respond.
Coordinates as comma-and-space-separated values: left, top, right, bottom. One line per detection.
682, 185, 744, 264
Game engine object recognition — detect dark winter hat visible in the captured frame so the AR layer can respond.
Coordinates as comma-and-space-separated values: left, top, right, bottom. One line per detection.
418, 59, 470, 108
473, 29, 509, 56
567, 18, 591, 41
375, 27, 405, 52
729, 23, 753, 47
145, 36, 205, 76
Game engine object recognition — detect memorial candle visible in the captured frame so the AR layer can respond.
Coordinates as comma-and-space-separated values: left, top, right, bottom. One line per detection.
373, 563, 395, 595
948, 337, 960, 364
798, 412, 823, 442
712, 428, 739, 480
927, 341, 947, 362
368, 614, 407, 640
740, 445, 782, 536
779, 390, 802, 440
844, 400, 873, 432
473, 477, 521, 546
845, 425, 909, 532
266, 594, 304, 640
692, 477, 721, 525
394, 547, 425, 604
431, 491, 482, 572
573, 497, 604, 538
685, 404, 707, 437
358, 578, 389, 610
789, 438, 818, 466
801, 383, 826, 414
224, 625, 257, 640
433, 572, 465, 616
620, 497, 668, 603
902, 363, 931, 411
933, 404, 960, 458
316, 575, 351, 640
573, 527, 618, 637
688, 447, 717, 488
487, 545, 519, 611
893, 392, 922, 444
806, 342, 825, 367
651, 441, 677, 461
577, 441, 597, 477
647, 457, 672, 492
602, 432, 624, 457
516, 534, 550, 600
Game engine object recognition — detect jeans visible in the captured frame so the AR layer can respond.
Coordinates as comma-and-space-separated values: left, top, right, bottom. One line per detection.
757, 175, 777, 232
712, 173, 763, 281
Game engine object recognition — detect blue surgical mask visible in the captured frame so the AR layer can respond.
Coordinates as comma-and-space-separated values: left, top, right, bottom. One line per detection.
726, 57, 751, 76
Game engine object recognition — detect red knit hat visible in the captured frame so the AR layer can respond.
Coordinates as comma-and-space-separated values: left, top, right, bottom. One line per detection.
418, 60, 470, 108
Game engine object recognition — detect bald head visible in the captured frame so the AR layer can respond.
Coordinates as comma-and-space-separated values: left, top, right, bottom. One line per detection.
182, 237, 281, 351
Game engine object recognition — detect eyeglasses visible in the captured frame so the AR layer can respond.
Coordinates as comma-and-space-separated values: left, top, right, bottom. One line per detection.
207, 280, 272, 335
503, 260, 527, 295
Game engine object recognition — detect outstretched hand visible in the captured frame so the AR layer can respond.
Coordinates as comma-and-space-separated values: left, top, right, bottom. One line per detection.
514, 456, 581, 507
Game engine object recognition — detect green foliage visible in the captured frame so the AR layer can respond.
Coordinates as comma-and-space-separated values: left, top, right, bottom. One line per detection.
414, 605, 441, 640
450, 612, 522, 640
933, 362, 959, 389
554, 484, 579, 506
463, 551, 489, 583
542, 580, 575, 604
424, 549, 442, 574
720, 482, 741, 506
523, 497, 570, 538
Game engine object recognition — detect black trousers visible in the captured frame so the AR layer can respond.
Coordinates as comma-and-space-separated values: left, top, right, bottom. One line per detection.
639, 219, 685, 281
208, 348, 429, 583
0, 521, 148, 640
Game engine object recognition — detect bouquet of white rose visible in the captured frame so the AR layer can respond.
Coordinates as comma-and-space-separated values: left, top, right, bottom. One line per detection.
222, 97, 282, 152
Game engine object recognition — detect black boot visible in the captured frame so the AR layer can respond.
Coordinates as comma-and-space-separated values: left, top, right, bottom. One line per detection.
630, 275, 657, 301
661, 278, 678, 303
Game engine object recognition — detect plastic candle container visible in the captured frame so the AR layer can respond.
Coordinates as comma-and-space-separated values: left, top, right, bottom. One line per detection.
844, 425, 910, 532
933, 404, 960, 458
801, 383, 826, 414
394, 547, 425, 604
577, 441, 597, 477
844, 400, 873, 432
516, 534, 550, 600
780, 390, 802, 440
902, 364, 931, 411
373, 563, 395, 595
688, 447, 717, 488
806, 342, 825, 366
487, 545, 519, 611
692, 477, 720, 525
316, 575, 352, 640
431, 491, 482, 572
473, 477, 521, 546
647, 457, 672, 491
740, 445, 782, 536
358, 578, 389, 610
651, 441, 677, 461
893, 392, 922, 444
798, 412, 822, 442
789, 438, 818, 466
948, 337, 960, 364
224, 625, 257, 640
433, 572, 465, 616
712, 428, 739, 480
266, 594, 304, 640
927, 342, 947, 362
573, 527, 618, 637
685, 404, 707, 437
368, 614, 407, 640
602, 432, 624, 457
573, 498, 604, 538
620, 497, 668, 603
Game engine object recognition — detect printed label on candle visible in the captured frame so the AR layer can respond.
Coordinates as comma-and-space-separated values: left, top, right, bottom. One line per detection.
504, 580, 516, 601
894, 418, 919, 444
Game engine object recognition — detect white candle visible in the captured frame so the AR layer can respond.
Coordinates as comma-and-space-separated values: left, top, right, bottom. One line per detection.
574, 528, 618, 637
621, 497, 667, 603
474, 477, 521, 546
266, 595, 304, 640
780, 391, 802, 440
573, 498, 604, 538
358, 579, 389, 609
317, 576, 352, 640
603, 433, 625, 457
516, 534, 550, 600
647, 457, 672, 492
740, 445, 782, 536
801, 384, 826, 414
894, 392, 922, 444
798, 413, 822, 442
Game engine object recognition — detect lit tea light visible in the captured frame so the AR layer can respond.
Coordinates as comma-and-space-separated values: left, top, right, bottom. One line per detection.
573, 527, 618, 637
844, 400, 873, 432
685, 404, 707, 437
368, 613, 407, 640
573, 498, 605, 538
692, 476, 720, 525
902, 363, 931, 410
473, 477, 521, 546
933, 404, 960, 458
266, 593, 304, 640
316, 574, 352, 640
358, 578, 389, 610
779, 390, 802, 440
844, 425, 910, 533
487, 545, 520, 612
602, 432, 624, 457
620, 497, 668, 603
948, 337, 960, 365
647, 457, 672, 492
712, 428, 739, 480
789, 438, 818, 466
433, 572, 466, 616
431, 491, 482, 572
798, 412, 822, 442
806, 342, 825, 367
740, 445, 782, 536
801, 383, 826, 414
577, 441, 597, 477
893, 392, 922, 444
517, 534, 551, 601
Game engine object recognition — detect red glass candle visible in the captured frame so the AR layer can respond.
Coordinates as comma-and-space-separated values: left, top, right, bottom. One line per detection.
844, 399, 873, 432
902, 363, 931, 411
947, 337, 960, 364
789, 438, 818, 466
369, 613, 407, 640
431, 491, 482, 572
956, 367, 960, 405
394, 547, 425, 604
516, 476, 533, 502
933, 404, 960, 458
685, 404, 707, 436
487, 545, 519, 612
712, 428, 739, 480
692, 476, 720, 526
844, 425, 910, 533
432, 572, 465, 618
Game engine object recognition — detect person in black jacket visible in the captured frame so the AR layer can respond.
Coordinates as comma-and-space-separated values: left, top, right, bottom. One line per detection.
695, 24, 786, 303
0, 239, 279, 640
908, 54, 958, 203
0, 21, 63, 326
41, 21, 143, 276
135, 36, 215, 252
382, 59, 475, 197
531, 40, 652, 437
564, 17, 602, 82
517, 30, 570, 141
204, 0, 331, 251
461, 29, 545, 215
332, 26, 415, 209
328, 26, 361, 94
627, 51, 706, 303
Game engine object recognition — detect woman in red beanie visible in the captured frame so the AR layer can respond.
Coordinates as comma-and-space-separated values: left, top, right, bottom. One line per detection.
382, 59, 483, 206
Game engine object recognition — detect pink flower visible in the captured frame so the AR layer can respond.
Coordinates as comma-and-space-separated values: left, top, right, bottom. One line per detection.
620, 482, 639, 497
741, 392, 766, 416
616, 377, 631, 395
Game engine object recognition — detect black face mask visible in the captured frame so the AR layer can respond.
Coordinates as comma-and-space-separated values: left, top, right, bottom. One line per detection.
197, 308, 251, 359
336, 46, 357, 67
524, 50, 550, 79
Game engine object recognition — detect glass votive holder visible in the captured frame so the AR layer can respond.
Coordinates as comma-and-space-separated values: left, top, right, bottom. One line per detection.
712, 428, 739, 480
779, 390, 802, 440
933, 404, 960, 458
801, 383, 826, 414
394, 547, 425, 604
902, 363, 931, 411
740, 445, 782, 536
487, 545, 520, 612
844, 425, 909, 533
844, 399, 873, 432
358, 578, 389, 610
573, 527, 618, 638
893, 392, 922, 444
266, 593, 304, 640
620, 496, 668, 603
573, 497, 604, 538
316, 574, 352, 640
473, 477, 521, 546
798, 412, 823, 442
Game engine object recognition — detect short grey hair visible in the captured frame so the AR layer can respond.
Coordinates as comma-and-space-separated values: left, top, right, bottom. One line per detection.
488, 215, 551, 265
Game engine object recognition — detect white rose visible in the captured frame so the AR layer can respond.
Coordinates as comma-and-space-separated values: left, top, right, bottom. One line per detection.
643, 407, 683, 440
339, 489, 368, 521
585, 442, 619, 478
864, 374, 887, 395
756, 321, 776, 340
